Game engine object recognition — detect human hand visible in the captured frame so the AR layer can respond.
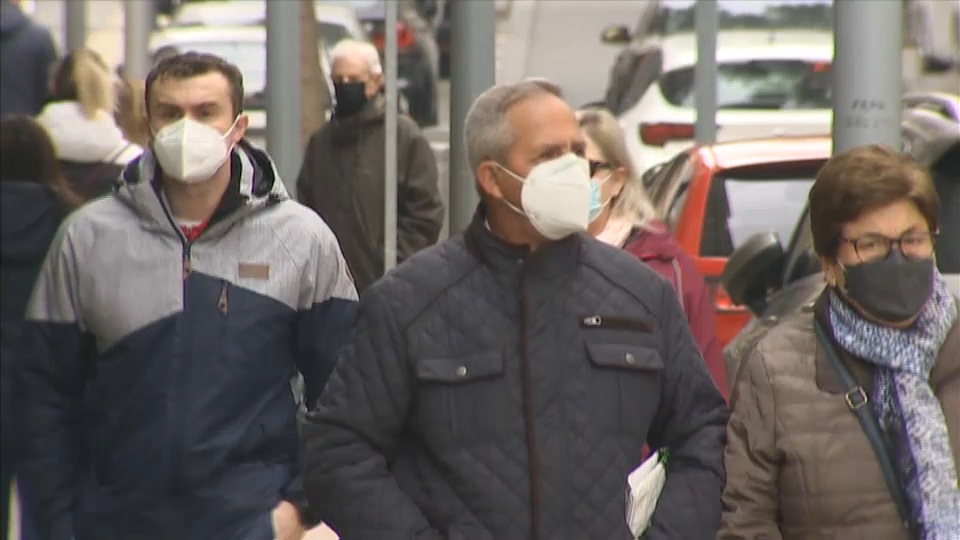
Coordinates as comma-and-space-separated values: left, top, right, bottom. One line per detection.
272, 501, 306, 540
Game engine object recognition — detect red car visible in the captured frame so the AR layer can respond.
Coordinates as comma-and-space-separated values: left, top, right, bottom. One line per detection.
644, 136, 831, 347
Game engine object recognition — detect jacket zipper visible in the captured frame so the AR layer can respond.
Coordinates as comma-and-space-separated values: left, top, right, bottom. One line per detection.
519, 261, 542, 539
218, 282, 229, 315
580, 315, 651, 332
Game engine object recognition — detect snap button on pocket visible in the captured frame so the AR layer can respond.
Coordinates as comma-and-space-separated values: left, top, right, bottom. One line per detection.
456, 365, 468, 377
625, 352, 636, 364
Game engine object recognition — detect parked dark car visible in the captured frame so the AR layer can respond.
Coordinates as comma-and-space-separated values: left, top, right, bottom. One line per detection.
720, 102, 960, 391
342, 0, 439, 127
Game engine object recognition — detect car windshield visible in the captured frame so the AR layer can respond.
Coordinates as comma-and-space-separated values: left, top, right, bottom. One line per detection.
660, 59, 832, 110
654, 0, 833, 34
154, 41, 266, 98
700, 168, 816, 258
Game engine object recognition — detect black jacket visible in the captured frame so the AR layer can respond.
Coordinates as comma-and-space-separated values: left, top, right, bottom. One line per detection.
0, 1, 57, 119
303, 208, 728, 539
0, 181, 66, 457
296, 95, 443, 294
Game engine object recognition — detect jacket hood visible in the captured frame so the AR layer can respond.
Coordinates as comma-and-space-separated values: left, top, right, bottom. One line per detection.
0, 181, 64, 262
115, 140, 289, 239
0, 1, 27, 36
36, 101, 143, 165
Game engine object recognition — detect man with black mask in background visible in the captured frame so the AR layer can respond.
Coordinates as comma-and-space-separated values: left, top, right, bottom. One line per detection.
296, 39, 443, 294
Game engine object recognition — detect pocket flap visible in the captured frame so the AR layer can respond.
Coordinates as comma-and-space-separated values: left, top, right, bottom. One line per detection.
586, 343, 663, 371
415, 351, 505, 383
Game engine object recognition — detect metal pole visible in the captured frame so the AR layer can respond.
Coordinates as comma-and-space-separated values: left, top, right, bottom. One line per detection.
123, 1, 152, 79
384, 0, 399, 271
449, 0, 496, 234
694, 0, 718, 145
832, 1, 903, 154
265, 1, 301, 194
65, 0, 87, 53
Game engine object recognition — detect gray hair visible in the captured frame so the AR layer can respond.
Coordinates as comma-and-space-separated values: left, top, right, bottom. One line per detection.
577, 107, 656, 228
463, 78, 563, 175
329, 39, 383, 75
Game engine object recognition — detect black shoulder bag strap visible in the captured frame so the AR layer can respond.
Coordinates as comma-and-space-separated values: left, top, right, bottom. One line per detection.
813, 320, 915, 534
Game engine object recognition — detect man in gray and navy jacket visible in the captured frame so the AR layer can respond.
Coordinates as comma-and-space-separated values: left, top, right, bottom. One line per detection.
15, 52, 357, 540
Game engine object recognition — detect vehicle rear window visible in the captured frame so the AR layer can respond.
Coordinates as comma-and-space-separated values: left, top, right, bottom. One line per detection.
701, 167, 817, 258
660, 60, 832, 110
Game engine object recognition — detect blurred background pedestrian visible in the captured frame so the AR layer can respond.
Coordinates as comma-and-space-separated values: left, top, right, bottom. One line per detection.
36, 48, 142, 201
0, 115, 87, 540
0, 0, 57, 120
579, 106, 728, 399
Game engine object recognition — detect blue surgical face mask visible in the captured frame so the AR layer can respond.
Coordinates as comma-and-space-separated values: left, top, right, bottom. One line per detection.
589, 172, 613, 222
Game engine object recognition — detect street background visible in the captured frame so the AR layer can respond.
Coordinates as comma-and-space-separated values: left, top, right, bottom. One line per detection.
9, 1, 960, 539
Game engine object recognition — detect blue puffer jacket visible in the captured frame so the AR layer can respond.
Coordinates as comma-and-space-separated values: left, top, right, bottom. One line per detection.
17, 142, 358, 540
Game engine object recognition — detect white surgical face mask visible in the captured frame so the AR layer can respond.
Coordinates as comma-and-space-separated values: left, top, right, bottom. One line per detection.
152, 117, 238, 184
498, 153, 592, 240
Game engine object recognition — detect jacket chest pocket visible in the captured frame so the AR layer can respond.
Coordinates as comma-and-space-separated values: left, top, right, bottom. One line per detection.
413, 351, 509, 447
585, 342, 663, 438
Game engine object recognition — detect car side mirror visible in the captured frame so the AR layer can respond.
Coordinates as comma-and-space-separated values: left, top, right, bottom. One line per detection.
721, 232, 786, 316
922, 53, 957, 74
600, 25, 631, 45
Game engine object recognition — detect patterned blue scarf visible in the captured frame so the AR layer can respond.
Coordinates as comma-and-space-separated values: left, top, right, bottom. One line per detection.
829, 273, 960, 539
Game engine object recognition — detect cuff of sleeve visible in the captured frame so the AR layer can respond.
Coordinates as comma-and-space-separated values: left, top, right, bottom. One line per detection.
281, 478, 318, 527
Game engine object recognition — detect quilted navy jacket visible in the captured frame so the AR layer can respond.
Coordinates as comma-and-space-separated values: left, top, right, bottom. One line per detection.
17, 142, 358, 540
303, 208, 728, 540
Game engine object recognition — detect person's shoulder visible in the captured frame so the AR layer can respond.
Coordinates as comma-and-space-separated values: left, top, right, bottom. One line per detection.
52, 194, 129, 251
397, 114, 427, 140
268, 199, 339, 246
580, 234, 672, 301
363, 235, 476, 321
747, 310, 818, 379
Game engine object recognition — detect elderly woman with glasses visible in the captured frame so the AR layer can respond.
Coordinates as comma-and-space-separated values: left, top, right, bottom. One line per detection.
720, 144, 959, 540
578, 107, 728, 399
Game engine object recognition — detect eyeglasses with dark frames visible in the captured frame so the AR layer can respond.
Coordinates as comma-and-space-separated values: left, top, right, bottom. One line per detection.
588, 160, 613, 178
839, 230, 938, 263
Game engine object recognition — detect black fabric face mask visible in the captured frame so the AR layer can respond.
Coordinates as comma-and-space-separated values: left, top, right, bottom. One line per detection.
842, 249, 935, 323
333, 82, 369, 118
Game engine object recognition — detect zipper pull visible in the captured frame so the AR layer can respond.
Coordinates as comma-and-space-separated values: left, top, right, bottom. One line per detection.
218, 283, 229, 315
182, 254, 192, 279
582, 315, 602, 327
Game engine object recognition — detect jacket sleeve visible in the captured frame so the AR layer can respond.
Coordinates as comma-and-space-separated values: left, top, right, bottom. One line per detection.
642, 281, 729, 540
397, 128, 443, 262
17, 224, 90, 540
301, 285, 445, 539
295, 130, 323, 212
716, 343, 784, 540
296, 220, 359, 409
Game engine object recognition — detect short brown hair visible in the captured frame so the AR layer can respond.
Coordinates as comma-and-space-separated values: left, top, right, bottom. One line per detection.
145, 52, 244, 118
809, 144, 939, 259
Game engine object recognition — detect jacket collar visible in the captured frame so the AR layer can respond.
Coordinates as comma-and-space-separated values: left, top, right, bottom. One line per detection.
463, 203, 582, 281
114, 140, 288, 241
814, 289, 960, 394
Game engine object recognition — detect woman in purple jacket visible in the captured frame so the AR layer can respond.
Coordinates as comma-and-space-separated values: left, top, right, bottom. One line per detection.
578, 107, 729, 400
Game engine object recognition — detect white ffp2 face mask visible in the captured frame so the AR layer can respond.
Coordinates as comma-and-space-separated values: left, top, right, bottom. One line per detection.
498, 153, 592, 240
152, 117, 238, 184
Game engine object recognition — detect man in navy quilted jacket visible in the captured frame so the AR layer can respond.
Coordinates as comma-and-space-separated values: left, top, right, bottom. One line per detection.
303, 78, 728, 539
